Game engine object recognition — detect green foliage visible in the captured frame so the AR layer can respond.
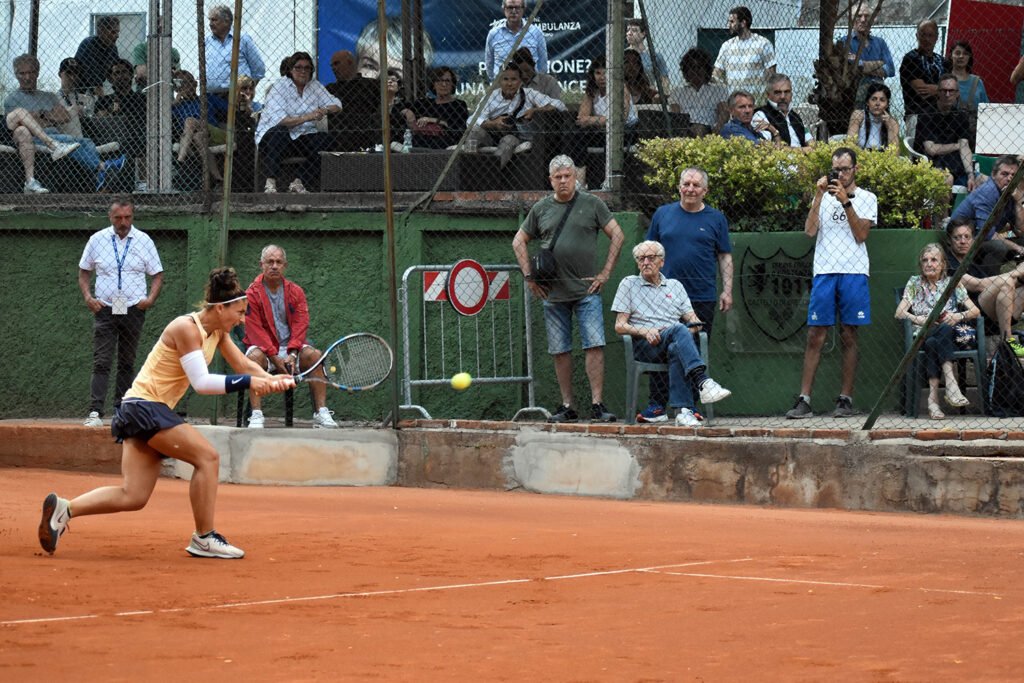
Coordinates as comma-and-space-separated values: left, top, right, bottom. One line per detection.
635, 136, 950, 231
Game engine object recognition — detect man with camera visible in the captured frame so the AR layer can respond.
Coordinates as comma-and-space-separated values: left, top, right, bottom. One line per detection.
787, 147, 877, 419
512, 155, 624, 423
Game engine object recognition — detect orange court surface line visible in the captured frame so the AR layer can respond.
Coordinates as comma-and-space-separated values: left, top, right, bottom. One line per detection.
2, 467, 1024, 682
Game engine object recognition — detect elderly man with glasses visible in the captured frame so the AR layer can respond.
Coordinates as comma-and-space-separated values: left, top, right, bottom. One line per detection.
612, 240, 732, 427
485, 0, 548, 80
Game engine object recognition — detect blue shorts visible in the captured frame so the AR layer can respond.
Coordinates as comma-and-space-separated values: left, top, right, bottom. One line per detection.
542, 293, 606, 355
111, 398, 185, 445
807, 274, 871, 327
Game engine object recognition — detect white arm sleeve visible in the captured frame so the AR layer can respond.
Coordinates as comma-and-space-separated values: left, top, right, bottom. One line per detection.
180, 349, 228, 395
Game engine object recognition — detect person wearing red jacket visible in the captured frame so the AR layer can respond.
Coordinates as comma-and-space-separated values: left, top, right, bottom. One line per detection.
241, 244, 337, 428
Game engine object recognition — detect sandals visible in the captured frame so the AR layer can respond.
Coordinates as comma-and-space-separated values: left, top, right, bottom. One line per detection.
927, 399, 945, 420
944, 387, 970, 408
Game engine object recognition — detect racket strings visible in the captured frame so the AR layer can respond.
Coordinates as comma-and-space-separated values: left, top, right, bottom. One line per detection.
325, 337, 392, 388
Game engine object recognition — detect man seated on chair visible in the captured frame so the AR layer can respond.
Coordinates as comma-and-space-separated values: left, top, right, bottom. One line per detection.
611, 240, 733, 427
466, 63, 566, 168
950, 154, 1024, 275
242, 244, 338, 429
913, 73, 974, 191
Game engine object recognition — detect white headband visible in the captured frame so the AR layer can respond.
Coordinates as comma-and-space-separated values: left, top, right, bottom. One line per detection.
208, 294, 248, 306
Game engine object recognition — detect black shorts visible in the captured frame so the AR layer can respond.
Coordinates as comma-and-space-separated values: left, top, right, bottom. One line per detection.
111, 399, 185, 444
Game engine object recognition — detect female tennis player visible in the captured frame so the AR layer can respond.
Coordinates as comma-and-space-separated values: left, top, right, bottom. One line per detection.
39, 267, 294, 559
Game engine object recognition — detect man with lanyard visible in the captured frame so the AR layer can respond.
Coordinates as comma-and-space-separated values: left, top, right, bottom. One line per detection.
78, 198, 163, 427
484, 0, 548, 80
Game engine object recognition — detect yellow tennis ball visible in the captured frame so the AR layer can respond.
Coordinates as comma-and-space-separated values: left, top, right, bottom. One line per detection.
330, 365, 337, 373
451, 372, 472, 391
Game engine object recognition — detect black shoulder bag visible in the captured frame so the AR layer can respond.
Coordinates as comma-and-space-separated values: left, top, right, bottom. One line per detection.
529, 193, 578, 292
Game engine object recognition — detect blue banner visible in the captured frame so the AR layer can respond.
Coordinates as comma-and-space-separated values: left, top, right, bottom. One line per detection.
317, 0, 606, 96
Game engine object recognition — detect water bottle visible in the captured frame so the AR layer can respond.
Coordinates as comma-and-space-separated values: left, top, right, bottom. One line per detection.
402, 129, 412, 153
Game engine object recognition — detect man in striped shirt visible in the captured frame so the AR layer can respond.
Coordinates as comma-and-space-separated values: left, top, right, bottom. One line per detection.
712, 6, 776, 103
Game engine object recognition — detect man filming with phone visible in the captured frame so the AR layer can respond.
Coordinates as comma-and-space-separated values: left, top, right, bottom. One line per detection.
786, 146, 878, 419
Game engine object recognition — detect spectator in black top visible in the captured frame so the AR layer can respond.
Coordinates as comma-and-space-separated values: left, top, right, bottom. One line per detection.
400, 66, 468, 149
624, 48, 658, 105
914, 73, 974, 190
899, 20, 949, 129
75, 16, 121, 97
511, 47, 561, 101
325, 50, 379, 151
93, 58, 147, 161
752, 73, 812, 150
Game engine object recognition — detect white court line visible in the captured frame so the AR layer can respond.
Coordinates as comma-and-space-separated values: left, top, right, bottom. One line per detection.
649, 569, 1006, 598
0, 558, 749, 627
0, 556, 1005, 626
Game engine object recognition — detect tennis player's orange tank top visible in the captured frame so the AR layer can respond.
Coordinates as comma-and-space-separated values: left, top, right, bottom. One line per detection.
124, 312, 223, 408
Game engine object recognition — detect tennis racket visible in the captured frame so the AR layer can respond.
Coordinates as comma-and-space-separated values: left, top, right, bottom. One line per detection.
295, 333, 394, 392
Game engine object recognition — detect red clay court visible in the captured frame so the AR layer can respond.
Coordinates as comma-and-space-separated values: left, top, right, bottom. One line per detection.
2, 467, 1024, 681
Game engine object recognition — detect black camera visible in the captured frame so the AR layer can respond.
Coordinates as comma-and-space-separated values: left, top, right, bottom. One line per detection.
827, 169, 841, 185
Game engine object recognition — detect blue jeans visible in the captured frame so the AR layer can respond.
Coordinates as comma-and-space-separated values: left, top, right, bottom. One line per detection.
648, 301, 715, 407
40, 130, 101, 171
632, 323, 705, 410
922, 323, 957, 379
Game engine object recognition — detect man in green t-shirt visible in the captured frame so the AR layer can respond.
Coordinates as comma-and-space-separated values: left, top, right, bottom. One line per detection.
512, 155, 625, 423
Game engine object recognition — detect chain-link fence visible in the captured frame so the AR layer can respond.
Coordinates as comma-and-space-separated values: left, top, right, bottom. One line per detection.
3, 0, 1024, 433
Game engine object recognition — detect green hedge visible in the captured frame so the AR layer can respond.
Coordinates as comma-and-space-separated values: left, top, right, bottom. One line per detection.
636, 136, 950, 232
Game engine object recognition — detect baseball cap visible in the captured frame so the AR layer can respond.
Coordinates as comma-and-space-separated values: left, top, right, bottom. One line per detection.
59, 57, 80, 74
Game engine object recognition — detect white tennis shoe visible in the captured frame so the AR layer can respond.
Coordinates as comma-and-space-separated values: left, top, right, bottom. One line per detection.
83, 411, 103, 427
248, 409, 265, 429
313, 407, 338, 429
698, 378, 732, 404
185, 530, 245, 559
38, 493, 70, 554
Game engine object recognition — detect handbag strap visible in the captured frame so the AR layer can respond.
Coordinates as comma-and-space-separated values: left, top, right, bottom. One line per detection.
548, 192, 579, 251
509, 89, 527, 121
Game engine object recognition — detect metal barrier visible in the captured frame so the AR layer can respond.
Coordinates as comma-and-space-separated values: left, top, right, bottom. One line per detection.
398, 262, 547, 421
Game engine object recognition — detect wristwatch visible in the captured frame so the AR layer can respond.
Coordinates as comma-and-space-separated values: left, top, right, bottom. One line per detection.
842, 200, 853, 209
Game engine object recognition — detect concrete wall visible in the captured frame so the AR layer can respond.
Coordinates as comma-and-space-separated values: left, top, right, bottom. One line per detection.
5, 421, 1024, 518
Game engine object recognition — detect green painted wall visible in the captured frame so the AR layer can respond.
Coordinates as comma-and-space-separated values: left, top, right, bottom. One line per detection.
0, 210, 931, 421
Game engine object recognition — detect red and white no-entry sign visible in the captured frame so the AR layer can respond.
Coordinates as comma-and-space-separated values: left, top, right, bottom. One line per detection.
446, 259, 489, 316
422, 262, 511, 316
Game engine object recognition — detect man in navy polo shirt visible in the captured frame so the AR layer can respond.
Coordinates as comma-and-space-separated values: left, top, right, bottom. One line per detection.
641, 167, 733, 422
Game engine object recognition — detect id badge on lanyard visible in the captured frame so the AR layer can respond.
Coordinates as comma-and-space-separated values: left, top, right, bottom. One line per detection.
111, 234, 132, 315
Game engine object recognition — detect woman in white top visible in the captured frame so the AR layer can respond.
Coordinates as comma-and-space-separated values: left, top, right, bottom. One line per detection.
846, 82, 899, 153
571, 56, 638, 186
255, 51, 341, 194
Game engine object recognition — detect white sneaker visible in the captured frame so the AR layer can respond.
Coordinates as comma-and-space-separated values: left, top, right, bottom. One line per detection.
185, 530, 245, 559
513, 140, 533, 154
248, 409, 265, 429
83, 411, 102, 427
50, 141, 80, 160
23, 177, 49, 194
698, 378, 732, 404
263, 178, 277, 193
675, 408, 702, 427
313, 406, 338, 429
38, 493, 71, 554
288, 178, 308, 193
